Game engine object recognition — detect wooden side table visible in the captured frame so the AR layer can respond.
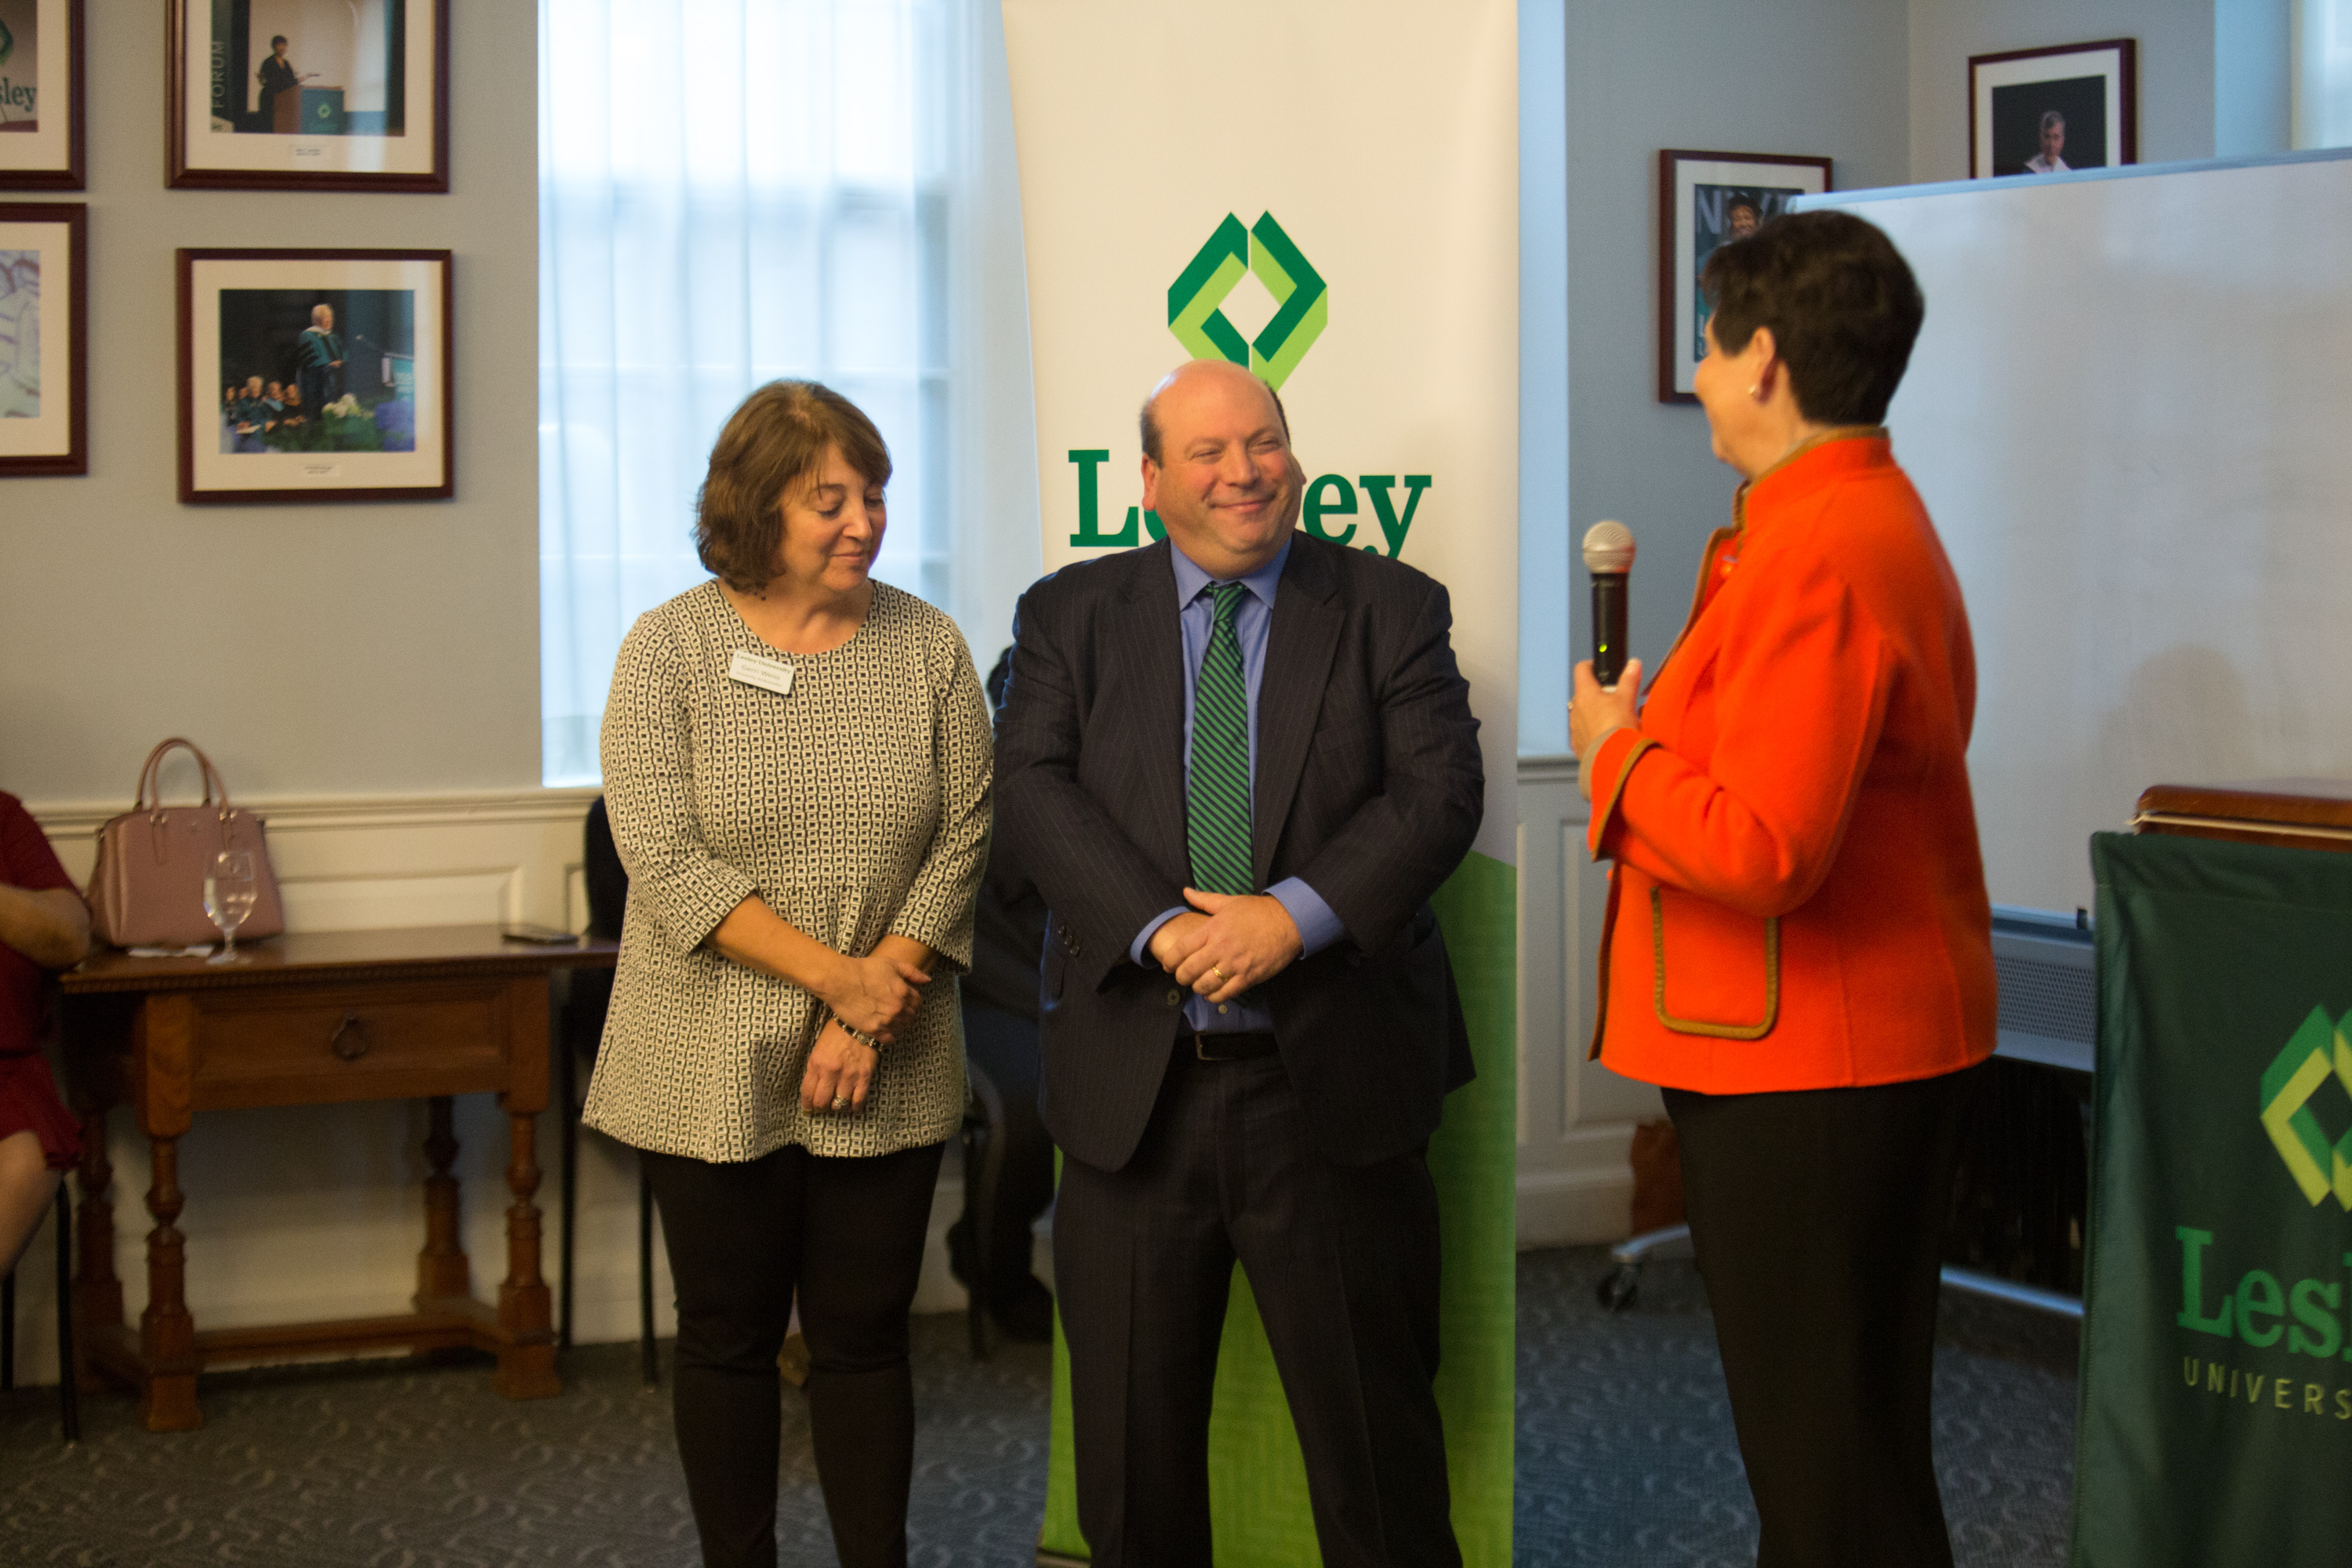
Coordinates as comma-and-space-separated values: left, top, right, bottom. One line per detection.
59, 926, 619, 1432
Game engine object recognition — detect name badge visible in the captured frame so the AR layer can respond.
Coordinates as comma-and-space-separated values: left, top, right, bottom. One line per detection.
728, 649, 796, 696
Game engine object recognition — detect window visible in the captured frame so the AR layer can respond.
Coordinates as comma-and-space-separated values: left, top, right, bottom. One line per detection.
2297, 0, 2352, 147
538, 0, 1033, 786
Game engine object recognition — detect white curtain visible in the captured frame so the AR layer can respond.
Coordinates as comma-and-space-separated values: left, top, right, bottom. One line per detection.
2297, 0, 2352, 147
538, 0, 1039, 785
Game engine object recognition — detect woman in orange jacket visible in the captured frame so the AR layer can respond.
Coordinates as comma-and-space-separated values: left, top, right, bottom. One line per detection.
1571, 209, 1994, 1568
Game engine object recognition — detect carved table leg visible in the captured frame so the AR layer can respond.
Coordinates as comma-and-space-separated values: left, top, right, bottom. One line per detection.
138, 1134, 202, 1431
416, 1097, 471, 1302
73, 1105, 123, 1366
493, 1109, 559, 1399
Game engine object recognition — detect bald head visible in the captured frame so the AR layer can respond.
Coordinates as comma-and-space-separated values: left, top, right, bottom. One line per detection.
1138, 358, 1301, 579
1139, 359, 1287, 466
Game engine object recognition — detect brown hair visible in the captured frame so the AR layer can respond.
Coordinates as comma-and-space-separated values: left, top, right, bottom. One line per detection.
695, 380, 892, 590
1700, 209, 1924, 426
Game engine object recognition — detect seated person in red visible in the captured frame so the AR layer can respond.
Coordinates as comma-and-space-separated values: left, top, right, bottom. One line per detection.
0, 789, 88, 1273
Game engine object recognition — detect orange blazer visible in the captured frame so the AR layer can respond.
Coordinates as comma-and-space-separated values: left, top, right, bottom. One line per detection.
1586, 430, 1995, 1094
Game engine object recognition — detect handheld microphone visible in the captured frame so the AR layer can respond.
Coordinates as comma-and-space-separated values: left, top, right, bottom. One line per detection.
1581, 521, 1635, 689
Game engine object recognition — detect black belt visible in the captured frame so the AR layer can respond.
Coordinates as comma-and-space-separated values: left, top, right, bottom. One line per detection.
1182, 1029, 1279, 1062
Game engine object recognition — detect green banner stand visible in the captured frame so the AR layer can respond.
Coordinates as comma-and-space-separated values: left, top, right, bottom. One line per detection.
1039, 854, 1517, 1566
2072, 832, 2352, 1567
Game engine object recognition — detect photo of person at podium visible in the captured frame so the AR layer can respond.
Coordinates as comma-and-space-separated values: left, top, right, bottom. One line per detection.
216, 4, 407, 138
216, 289, 418, 455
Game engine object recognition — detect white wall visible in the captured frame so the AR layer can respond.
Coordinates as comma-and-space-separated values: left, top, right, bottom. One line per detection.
0, 5, 538, 807
1907, 0, 2217, 183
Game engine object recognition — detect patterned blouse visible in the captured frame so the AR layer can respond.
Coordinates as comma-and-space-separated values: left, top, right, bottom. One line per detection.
583, 580, 992, 1162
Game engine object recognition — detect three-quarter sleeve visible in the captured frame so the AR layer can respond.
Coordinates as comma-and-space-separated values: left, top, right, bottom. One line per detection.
599, 615, 759, 953
886, 622, 993, 971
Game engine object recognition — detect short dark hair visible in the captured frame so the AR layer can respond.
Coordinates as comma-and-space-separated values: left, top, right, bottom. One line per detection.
695, 380, 891, 591
1700, 209, 1925, 426
270, 34, 288, 46
1138, 371, 1290, 463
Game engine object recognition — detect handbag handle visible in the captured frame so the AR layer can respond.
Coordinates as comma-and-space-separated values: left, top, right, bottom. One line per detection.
135, 737, 231, 815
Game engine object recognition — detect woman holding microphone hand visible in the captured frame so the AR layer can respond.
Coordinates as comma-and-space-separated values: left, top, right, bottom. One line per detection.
1571, 210, 1994, 1568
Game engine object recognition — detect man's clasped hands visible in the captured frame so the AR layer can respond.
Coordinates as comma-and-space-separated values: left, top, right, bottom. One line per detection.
1147, 887, 1305, 1004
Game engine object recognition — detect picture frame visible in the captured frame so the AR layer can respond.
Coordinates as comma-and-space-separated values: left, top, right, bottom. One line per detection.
177, 248, 453, 505
0, 200, 82, 475
1657, 149, 1832, 404
165, 0, 449, 193
1969, 39, 2137, 180
0, 0, 85, 191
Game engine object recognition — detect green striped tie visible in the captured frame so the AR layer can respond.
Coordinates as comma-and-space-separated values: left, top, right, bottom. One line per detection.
1189, 583, 1254, 895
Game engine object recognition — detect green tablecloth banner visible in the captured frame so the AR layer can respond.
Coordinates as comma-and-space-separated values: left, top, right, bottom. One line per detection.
2074, 832, 2352, 1567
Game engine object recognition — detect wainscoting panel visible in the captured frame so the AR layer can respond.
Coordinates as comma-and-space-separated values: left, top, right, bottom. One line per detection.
1515, 756, 1664, 1247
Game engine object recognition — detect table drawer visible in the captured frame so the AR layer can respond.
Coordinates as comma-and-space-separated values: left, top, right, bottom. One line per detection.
187, 981, 514, 1108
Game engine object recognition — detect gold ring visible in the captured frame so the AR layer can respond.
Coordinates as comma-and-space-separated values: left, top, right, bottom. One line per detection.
1210, 966, 1229, 981
831, 1094, 848, 1112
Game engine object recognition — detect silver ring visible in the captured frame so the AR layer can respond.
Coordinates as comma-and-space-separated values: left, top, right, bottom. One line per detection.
831, 1094, 848, 1112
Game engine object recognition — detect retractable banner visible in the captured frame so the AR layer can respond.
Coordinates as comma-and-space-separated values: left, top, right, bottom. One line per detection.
2074, 833, 2352, 1566
999, 2, 1518, 1563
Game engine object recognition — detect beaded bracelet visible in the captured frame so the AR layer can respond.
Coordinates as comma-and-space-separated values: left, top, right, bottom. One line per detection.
830, 1016, 883, 1051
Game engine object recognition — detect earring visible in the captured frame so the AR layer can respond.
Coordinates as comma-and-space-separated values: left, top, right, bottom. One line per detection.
1748, 384, 1760, 399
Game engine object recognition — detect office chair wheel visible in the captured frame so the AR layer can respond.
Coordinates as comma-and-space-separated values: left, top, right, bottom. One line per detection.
1596, 1265, 1640, 1312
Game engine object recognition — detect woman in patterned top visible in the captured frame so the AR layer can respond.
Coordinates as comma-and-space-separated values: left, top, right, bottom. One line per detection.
585, 381, 991, 1568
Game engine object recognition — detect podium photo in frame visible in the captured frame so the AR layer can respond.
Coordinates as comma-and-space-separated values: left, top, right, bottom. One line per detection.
166, 0, 448, 193
178, 247, 452, 504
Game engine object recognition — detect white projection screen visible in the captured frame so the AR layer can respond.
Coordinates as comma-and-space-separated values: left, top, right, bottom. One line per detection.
1799, 151, 2352, 916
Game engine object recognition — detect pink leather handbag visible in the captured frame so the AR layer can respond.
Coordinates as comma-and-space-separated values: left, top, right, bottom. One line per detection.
85, 739, 287, 949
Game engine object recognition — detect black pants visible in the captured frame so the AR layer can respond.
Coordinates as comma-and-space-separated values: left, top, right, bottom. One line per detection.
1056, 1051, 1460, 1568
960, 1002, 1055, 1299
642, 1139, 946, 1568
1664, 1062, 1986, 1568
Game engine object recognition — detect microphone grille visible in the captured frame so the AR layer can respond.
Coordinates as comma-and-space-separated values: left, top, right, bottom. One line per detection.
1581, 521, 1635, 575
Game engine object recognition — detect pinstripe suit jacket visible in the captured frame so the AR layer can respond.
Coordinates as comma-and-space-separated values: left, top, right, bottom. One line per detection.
996, 532, 1483, 1171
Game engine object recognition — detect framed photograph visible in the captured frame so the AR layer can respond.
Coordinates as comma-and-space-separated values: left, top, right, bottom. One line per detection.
1657, 149, 1831, 404
0, 201, 84, 475
166, 0, 448, 192
0, 0, 85, 189
1969, 39, 2136, 180
177, 248, 452, 504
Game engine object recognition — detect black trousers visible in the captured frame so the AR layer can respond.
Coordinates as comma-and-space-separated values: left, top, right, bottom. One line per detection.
960, 1001, 1055, 1298
1664, 1062, 1986, 1568
1056, 1051, 1460, 1568
642, 1138, 946, 1568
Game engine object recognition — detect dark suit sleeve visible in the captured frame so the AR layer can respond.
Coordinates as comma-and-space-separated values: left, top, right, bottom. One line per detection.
994, 581, 1185, 991
1293, 576, 1483, 956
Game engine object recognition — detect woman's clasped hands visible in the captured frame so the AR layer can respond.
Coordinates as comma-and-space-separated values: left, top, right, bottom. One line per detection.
801, 942, 931, 1115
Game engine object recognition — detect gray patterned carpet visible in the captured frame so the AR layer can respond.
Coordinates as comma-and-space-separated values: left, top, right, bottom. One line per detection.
0, 1247, 2078, 1566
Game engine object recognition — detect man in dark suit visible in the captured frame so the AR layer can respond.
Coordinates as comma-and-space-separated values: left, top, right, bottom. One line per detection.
996, 359, 1483, 1567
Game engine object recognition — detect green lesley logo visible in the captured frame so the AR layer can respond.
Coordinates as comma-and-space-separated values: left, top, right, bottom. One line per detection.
1064, 209, 1429, 557
1167, 212, 1327, 390
2262, 1006, 2352, 1210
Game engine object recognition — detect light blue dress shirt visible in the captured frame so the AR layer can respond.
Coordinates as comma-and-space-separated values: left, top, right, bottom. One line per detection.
1130, 539, 1347, 1031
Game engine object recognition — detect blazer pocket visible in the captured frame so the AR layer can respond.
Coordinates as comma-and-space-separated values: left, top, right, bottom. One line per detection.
1650, 885, 1779, 1040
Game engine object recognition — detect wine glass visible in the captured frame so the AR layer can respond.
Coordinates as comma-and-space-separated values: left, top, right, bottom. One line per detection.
204, 850, 259, 964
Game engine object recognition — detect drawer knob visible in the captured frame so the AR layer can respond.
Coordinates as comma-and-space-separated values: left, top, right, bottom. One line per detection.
329, 1013, 371, 1062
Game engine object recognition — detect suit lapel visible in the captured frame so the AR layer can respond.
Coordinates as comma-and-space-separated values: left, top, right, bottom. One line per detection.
1112, 541, 1191, 877
1253, 539, 1342, 887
